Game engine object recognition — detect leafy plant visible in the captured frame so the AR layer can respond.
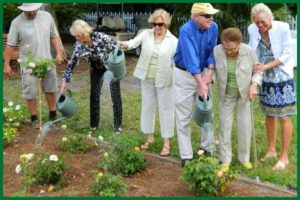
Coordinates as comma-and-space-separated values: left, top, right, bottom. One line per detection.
16, 151, 68, 192
89, 171, 128, 197
58, 134, 94, 154
19, 45, 54, 79
181, 156, 236, 196
3, 100, 26, 143
99, 135, 146, 176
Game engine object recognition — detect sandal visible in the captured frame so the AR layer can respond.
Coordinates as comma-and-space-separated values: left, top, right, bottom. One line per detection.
259, 152, 277, 162
272, 160, 289, 171
141, 140, 153, 150
160, 146, 170, 156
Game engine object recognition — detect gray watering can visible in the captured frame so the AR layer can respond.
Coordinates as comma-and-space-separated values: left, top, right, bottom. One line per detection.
56, 90, 76, 117
107, 42, 126, 81
193, 95, 213, 132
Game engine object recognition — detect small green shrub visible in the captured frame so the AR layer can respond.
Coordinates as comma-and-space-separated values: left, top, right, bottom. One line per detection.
58, 134, 94, 154
99, 136, 146, 176
3, 100, 26, 143
16, 151, 68, 192
181, 156, 236, 196
89, 171, 128, 197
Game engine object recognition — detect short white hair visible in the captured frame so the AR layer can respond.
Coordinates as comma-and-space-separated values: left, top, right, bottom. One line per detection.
69, 19, 93, 38
251, 3, 274, 22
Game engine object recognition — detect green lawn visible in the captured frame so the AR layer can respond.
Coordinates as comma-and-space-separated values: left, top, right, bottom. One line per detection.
3, 65, 297, 189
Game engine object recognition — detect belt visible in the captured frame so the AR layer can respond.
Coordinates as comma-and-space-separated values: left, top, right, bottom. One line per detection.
175, 64, 186, 71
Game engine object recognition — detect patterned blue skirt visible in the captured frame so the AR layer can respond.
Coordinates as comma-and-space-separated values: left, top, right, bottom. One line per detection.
259, 67, 296, 117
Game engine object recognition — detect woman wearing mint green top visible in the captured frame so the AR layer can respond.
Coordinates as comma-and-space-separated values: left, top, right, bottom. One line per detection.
120, 9, 178, 156
213, 28, 262, 173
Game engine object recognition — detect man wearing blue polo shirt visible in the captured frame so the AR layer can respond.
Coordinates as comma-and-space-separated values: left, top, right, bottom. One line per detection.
173, 3, 220, 166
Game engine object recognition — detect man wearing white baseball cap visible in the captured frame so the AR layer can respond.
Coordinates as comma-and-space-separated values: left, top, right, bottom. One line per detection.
173, 3, 220, 166
4, 3, 64, 127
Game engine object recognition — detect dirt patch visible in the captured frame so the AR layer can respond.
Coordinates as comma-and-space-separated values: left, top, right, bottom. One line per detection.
3, 124, 296, 197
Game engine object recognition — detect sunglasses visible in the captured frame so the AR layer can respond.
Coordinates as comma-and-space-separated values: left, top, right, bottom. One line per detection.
152, 23, 164, 27
198, 14, 213, 18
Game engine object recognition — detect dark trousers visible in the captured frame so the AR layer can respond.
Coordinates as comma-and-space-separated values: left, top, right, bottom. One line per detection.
90, 66, 122, 129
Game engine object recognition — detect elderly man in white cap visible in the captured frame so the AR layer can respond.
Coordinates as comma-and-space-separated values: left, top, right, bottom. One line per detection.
173, 3, 220, 166
4, 3, 63, 127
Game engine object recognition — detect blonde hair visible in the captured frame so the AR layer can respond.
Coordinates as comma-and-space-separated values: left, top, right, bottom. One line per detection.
69, 19, 93, 38
251, 3, 274, 22
148, 8, 171, 28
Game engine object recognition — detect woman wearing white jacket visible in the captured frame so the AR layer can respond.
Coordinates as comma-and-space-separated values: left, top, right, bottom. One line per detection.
120, 9, 178, 156
248, 3, 296, 171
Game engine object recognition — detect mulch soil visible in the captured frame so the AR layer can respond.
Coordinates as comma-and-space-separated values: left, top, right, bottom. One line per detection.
3, 123, 296, 197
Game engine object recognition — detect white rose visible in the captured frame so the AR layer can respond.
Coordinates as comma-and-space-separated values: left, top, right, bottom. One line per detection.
28, 62, 36, 68
15, 164, 22, 174
20, 153, 34, 161
8, 101, 13, 107
215, 140, 220, 145
61, 125, 67, 130
3, 107, 9, 113
17, 58, 22, 63
98, 135, 104, 141
49, 154, 58, 161
62, 137, 68, 142
197, 149, 205, 156
15, 105, 21, 111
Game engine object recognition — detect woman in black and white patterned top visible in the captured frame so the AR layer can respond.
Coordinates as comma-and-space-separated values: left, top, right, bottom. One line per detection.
60, 19, 122, 132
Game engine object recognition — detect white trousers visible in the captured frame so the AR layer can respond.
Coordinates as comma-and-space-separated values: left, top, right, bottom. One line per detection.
173, 67, 215, 159
140, 79, 174, 139
218, 89, 252, 164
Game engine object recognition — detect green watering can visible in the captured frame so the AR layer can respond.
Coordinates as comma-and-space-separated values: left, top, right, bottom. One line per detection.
107, 42, 126, 81
56, 90, 76, 117
193, 95, 213, 132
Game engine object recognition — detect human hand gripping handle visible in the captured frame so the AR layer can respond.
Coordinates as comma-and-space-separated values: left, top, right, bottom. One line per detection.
248, 83, 258, 102
119, 41, 128, 50
60, 80, 67, 93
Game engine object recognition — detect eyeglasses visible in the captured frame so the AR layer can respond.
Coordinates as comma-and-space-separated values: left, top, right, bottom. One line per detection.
152, 23, 164, 27
222, 46, 239, 53
198, 14, 213, 19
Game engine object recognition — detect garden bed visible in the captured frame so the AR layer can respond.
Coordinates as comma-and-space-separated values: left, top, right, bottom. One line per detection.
3, 124, 296, 197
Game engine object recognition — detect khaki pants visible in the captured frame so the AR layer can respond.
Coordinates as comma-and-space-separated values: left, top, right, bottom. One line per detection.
173, 67, 215, 159
218, 88, 252, 164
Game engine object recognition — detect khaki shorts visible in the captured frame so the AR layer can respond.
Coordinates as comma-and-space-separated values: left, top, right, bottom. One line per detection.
21, 67, 58, 99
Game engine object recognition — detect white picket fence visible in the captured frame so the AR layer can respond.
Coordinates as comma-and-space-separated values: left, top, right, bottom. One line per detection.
83, 11, 297, 41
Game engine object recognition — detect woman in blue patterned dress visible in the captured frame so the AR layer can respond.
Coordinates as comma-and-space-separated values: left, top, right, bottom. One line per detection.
248, 3, 296, 171
60, 20, 122, 133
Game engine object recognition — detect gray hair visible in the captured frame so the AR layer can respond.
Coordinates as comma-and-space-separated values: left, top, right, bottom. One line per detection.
69, 19, 93, 38
251, 3, 274, 22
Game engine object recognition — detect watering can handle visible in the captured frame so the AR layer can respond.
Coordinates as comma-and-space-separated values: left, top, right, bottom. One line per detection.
113, 42, 121, 57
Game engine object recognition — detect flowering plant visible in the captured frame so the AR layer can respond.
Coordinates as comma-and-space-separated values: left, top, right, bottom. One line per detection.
3, 100, 26, 143
89, 171, 128, 197
181, 140, 236, 196
58, 133, 94, 154
99, 136, 146, 176
15, 151, 68, 193
18, 44, 55, 129
18, 45, 54, 78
